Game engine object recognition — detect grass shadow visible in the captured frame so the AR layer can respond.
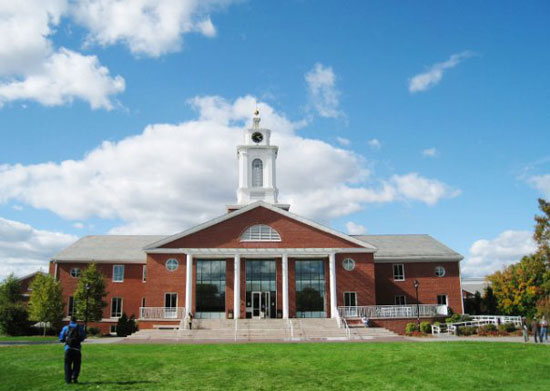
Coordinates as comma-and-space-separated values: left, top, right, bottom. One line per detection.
78, 380, 156, 385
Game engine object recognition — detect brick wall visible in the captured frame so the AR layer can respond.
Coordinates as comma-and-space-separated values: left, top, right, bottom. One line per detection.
160, 206, 363, 249
374, 261, 463, 314
56, 262, 145, 321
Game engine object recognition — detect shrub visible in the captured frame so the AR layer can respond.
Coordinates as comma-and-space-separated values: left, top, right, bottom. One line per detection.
445, 314, 462, 323
0, 305, 29, 336
116, 313, 138, 337
501, 322, 517, 333
458, 326, 477, 336
420, 321, 432, 334
88, 327, 101, 336
482, 324, 497, 332
405, 322, 418, 334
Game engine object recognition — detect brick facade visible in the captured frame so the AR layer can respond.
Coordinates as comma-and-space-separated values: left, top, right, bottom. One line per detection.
52, 206, 463, 335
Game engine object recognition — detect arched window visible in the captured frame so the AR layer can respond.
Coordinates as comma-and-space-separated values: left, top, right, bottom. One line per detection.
241, 224, 281, 241
252, 159, 263, 187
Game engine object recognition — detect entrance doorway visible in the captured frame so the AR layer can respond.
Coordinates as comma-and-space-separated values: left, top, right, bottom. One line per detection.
251, 291, 270, 319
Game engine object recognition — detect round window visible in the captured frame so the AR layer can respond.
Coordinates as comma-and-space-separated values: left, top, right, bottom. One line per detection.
70, 268, 81, 278
166, 258, 179, 272
435, 266, 446, 277
342, 258, 355, 271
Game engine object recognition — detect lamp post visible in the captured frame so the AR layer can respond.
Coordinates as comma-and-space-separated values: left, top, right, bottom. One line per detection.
413, 280, 420, 329
84, 283, 90, 333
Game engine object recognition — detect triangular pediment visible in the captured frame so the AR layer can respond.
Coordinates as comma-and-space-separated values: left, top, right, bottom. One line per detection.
144, 201, 375, 251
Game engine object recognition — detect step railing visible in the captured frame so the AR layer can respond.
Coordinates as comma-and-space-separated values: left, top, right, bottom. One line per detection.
470, 315, 522, 327
338, 305, 448, 319
139, 307, 186, 320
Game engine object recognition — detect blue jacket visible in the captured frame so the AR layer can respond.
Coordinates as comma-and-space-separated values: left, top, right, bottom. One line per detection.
59, 322, 86, 351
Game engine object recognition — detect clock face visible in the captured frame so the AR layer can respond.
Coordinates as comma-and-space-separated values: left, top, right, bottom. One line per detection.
251, 132, 264, 143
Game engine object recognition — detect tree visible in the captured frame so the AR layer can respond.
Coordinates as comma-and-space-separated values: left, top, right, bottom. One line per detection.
536, 296, 550, 319
28, 274, 65, 336
487, 252, 550, 317
73, 263, 107, 330
480, 286, 499, 315
534, 198, 550, 260
0, 274, 28, 336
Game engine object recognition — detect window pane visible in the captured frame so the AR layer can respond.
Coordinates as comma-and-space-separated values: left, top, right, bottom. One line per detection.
196, 260, 226, 315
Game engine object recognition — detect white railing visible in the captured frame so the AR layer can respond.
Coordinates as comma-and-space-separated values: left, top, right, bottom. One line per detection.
338, 305, 448, 319
471, 315, 522, 327
341, 317, 351, 339
139, 307, 186, 320
433, 315, 522, 336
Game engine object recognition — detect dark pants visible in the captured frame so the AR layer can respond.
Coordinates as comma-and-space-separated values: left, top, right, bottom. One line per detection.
64, 349, 81, 383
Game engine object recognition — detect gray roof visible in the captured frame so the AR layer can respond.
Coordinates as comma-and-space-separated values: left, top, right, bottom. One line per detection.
53, 233, 462, 264
461, 278, 490, 294
52, 235, 166, 263
352, 234, 463, 262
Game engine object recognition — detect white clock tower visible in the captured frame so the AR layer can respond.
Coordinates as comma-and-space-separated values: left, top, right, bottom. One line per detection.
229, 111, 290, 211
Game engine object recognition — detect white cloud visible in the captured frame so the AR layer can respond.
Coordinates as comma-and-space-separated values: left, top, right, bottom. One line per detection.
336, 137, 350, 146
0, 1, 124, 109
345, 221, 367, 235
0, 48, 125, 109
71, 0, 233, 57
527, 174, 550, 198
0, 95, 459, 234
305, 63, 342, 118
368, 139, 381, 150
462, 230, 537, 278
73, 222, 85, 229
0, 217, 77, 280
422, 147, 438, 158
409, 51, 473, 93
389, 173, 460, 205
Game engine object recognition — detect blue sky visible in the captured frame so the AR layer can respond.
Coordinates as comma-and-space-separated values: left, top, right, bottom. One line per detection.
0, 0, 549, 278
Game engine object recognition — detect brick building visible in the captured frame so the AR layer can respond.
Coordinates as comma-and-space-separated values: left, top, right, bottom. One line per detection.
50, 113, 463, 334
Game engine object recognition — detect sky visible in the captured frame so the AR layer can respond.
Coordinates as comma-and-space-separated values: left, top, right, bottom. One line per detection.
0, 0, 549, 279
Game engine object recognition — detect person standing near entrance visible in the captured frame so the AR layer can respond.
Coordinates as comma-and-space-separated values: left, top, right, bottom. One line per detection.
59, 316, 86, 384
185, 312, 193, 330
531, 316, 540, 343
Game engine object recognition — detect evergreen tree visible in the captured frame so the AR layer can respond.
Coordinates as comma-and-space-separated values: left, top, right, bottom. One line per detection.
0, 274, 28, 336
534, 198, 550, 260
28, 274, 65, 336
73, 263, 107, 330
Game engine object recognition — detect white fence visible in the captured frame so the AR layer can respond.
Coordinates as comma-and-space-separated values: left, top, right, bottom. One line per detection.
432, 315, 522, 335
139, 307, 186, 320
338, 305, 448, 319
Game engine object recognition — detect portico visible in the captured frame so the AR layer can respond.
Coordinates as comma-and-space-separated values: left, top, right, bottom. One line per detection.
144, 247, 373, 320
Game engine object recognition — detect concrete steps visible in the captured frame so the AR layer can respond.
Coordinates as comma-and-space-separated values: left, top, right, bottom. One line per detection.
126, 318, 399, 342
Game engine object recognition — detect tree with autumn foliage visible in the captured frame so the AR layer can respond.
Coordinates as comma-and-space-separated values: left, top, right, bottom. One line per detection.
487, 198, 550, 317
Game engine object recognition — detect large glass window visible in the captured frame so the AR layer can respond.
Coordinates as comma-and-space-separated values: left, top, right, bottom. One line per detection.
196, 260, 226, 319
252, 159, 263, 187
295, 260, 326, 318
245, 260, 276, 318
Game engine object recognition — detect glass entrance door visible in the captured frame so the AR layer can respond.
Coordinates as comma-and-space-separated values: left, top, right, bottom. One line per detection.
252, 291, 270, 319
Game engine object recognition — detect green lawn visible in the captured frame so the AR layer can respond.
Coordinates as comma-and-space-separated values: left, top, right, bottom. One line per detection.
0, 335, 58, 342
0, 342, 549, 390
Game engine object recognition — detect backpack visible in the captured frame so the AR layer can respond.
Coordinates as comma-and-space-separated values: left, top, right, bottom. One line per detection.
66, 326, 80, 349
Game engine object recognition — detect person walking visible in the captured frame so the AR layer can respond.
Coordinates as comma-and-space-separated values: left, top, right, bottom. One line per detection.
59, 316, 86, 384
186, 312, 193, 330
522, 317, 529, 342
531, 316, 540, 343
540, 316, 548, 342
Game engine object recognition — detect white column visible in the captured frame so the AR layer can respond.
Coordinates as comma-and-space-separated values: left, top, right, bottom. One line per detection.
185, 254, 193, 314
282, 253, 289, 319
329, 253, 338, 318
234, 254, 241, 319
